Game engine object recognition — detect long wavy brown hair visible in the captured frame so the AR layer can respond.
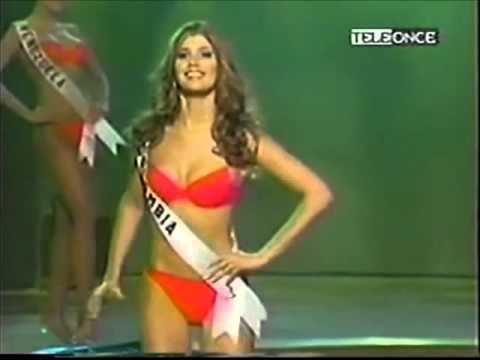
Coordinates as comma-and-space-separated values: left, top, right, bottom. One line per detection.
127, 20, 262, 169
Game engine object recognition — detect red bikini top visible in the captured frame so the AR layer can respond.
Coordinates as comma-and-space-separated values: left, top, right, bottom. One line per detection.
42, 42, 90, 66
146, 166, 243, 208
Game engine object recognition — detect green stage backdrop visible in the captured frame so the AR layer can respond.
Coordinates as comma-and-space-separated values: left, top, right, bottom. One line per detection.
0, 0, 476, 289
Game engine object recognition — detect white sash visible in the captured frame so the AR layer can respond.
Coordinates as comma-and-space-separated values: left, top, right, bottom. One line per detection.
13, 20, 126, 166
136, 144, 267, 343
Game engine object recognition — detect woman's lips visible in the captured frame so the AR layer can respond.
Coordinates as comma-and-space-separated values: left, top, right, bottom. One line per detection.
185, 70, 205, 79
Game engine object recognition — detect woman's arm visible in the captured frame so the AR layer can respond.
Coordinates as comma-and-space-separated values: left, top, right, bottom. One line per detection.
207, 133, 333, 282
87, 51, 110, 115
85, 170, 146, 320
0, 25, 36, 123
103, 172, 146, 283
67, 23, 110, 117
254, 133, 334, 264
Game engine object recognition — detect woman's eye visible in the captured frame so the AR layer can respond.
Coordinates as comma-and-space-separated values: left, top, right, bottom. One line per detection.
201, 51, 213, 58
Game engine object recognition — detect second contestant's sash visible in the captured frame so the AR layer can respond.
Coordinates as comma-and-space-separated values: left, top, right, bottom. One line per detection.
13, 20, 126, 166
135, 144, 267, 343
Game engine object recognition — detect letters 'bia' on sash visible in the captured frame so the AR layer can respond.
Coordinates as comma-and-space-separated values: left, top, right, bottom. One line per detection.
135, 144, 267, 343
13, 20, 126, 166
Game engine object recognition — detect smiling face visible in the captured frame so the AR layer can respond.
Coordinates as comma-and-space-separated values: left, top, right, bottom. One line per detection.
174, 34, 218, 96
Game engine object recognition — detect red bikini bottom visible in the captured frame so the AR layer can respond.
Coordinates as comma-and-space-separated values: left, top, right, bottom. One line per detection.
54, 121, 84, 148
147, 269, 217, 325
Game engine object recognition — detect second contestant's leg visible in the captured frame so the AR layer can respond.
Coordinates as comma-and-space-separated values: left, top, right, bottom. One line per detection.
39, 128, 96, 342
41, 199, 73, 343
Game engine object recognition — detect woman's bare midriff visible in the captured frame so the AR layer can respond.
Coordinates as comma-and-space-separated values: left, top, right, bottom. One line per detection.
20, 50, 86, 125
20, 55, 91, 154
31, 85, 83, 154
147, 202, 236, 280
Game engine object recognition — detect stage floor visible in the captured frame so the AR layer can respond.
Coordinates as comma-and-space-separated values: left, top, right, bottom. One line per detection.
1, 275, 478, 356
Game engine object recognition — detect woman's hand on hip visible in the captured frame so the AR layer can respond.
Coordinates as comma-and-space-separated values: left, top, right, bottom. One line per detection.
205, 250, 268, 284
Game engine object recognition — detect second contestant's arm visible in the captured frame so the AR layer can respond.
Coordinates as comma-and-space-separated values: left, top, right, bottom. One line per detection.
0, 25, 35, 122
84, 46, 110, 116
71, 23, 111, 116
103, 172, 145, 283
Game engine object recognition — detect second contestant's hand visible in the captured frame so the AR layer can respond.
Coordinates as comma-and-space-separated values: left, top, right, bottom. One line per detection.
28, 106, 53, 125
87, 105, 106, 124
205, 251, 268, 284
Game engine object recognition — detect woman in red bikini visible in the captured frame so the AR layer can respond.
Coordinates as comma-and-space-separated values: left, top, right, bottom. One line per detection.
89, 20, 334, 354
0, 0, 109, 344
